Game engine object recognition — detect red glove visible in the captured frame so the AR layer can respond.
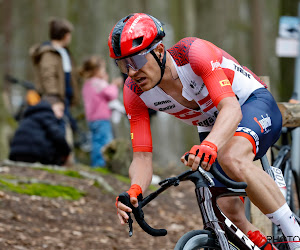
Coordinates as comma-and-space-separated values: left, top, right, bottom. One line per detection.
189, 141, 218, 165
115, 184, 142, 208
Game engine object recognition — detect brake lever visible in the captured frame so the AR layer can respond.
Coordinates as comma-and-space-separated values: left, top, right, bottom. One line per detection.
127, 212, 133, 237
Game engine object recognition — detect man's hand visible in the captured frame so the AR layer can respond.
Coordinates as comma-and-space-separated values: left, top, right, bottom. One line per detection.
181, 141, 217, 171
115, 184, 142, 225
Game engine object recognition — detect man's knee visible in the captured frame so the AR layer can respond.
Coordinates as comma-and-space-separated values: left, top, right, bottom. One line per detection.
217, 151, 248, 181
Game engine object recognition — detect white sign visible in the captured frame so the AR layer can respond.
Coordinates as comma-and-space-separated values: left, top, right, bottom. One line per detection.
279, 16, 300, 39
276, 37, 299, 57
277, 16, 300, 57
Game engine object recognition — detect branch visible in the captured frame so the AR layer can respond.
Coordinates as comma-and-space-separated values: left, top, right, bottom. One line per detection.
277, 102, 300, 127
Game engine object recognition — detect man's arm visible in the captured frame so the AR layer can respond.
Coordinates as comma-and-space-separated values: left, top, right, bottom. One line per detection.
205, 96, 242, 150
129, 151, 153, 193
116, 151, 153, 224
187, 96, 242, 171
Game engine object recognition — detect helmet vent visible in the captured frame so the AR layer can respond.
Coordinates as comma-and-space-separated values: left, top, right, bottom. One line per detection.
132, 37, 143, 48
123, 14, 133, 23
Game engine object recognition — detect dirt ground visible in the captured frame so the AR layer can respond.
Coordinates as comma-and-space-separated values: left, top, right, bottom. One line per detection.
0, 161, 274, 250
0, 162, 205, 250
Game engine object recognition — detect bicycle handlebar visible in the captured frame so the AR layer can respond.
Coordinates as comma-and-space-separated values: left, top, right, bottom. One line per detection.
122, 154, 247, 237
184, 153, 247, 189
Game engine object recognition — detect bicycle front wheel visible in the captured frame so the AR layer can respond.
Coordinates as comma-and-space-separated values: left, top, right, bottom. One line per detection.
174, 230, 220, 250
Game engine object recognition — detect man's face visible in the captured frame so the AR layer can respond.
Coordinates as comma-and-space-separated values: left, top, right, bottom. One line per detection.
52, 103, 65, 119
63, 33, 72, 46
127, 46, 163, 91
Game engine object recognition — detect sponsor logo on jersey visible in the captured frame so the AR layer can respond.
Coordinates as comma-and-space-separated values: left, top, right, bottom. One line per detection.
234, 64, 251, 79
159, 104, 175, 111
192, 110, 218, 127
129, 15, 142, 33
211, 60, 221, 71
190, 80, 205, 95
154, 100, 171, 106
131, 133, 133, 140
254, 114, 271, 134
219, 79, 231, 87
236, 126, 259, 153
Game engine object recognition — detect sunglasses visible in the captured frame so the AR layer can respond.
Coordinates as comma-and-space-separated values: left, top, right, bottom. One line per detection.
115, 42, 161, 74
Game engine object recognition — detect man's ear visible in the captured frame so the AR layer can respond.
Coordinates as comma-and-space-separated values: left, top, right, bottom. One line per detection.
154, 43, 164, 58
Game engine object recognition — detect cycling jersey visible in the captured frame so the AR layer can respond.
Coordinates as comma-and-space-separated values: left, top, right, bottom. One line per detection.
123, 37, 271, 153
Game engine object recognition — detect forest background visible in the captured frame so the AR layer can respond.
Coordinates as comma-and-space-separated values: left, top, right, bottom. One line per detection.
0, 0, 299, 167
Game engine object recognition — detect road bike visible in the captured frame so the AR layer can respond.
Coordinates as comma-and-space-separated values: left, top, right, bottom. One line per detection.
119, 150, 300, 249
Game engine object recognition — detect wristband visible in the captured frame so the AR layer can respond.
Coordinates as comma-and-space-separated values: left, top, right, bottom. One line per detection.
115, 184, 143, 208
126, 184, 142, 198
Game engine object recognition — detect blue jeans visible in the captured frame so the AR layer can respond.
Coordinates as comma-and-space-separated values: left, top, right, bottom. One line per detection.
88, 120, 113, 167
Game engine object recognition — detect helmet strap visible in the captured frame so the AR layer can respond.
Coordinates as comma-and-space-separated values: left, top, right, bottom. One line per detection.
150, 49, 166, 87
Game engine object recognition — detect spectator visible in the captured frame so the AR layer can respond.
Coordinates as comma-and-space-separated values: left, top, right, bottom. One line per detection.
29, 17, 80, 133
9, 96, 71, 166
79, 55, 123, 167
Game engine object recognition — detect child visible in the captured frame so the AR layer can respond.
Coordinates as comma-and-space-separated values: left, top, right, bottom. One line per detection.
80, 55, 122, 167
9, 95, 71, 165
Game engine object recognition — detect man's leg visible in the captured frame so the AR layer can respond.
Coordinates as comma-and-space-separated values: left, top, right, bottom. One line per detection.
218, 196, 258, 233
218, 136, 300, 249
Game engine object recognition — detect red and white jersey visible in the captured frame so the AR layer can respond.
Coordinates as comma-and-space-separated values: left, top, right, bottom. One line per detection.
124, 37, 266, 152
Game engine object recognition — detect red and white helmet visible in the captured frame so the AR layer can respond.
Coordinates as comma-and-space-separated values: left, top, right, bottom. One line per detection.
108, 13, 165, 59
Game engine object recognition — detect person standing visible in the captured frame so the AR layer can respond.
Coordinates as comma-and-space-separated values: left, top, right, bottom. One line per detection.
29, 17, 80, 134
80, 55, 123, 167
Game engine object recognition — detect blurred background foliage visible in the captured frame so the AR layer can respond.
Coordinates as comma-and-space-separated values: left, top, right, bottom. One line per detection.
0, 0, 299, 166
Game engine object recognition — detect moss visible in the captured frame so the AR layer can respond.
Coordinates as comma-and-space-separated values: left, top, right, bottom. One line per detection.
114, 174, 131, 184
92, 167, 111, 175
36, 168, 83, 178
0, 180, 85, 200
0, 174, 17, 180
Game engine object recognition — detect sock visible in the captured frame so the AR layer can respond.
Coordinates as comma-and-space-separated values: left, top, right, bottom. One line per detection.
266, 203, 300, 250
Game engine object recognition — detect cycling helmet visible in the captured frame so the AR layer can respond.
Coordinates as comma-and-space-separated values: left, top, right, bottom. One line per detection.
108, 13, 165, 59
108, 13, 167, 86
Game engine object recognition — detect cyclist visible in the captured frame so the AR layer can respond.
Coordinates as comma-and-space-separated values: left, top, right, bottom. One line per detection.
109, 13, 300, 249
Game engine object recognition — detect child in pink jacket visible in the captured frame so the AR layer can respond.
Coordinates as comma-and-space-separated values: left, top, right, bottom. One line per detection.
80, 55, 122, 167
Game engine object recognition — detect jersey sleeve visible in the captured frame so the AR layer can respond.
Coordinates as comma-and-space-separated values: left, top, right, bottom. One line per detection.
189, 39, 235, 107
123, 78, 152, 152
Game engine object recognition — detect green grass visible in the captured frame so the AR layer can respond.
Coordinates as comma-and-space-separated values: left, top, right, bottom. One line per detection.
92, 167, 157, 191
0, 180, 85, 200
91, 167, 111, 175
36, 168, 83, 178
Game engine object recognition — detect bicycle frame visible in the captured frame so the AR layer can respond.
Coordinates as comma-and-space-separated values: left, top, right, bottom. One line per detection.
127, 150, 299, 249
186, 171, 260, 250
128, 168, 261, 250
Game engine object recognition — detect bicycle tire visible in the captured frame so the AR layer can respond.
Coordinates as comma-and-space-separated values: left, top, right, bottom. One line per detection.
174, 230, 220, 250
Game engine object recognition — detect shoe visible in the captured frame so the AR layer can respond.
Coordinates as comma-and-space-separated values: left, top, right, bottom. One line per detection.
247, 230, 278, 250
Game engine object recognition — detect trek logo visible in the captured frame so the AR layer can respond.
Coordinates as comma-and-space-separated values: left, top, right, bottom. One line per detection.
211, 60, 221, 71
154, 100, 171, 106
219, 79, 231, 87
254, 114, 271, 134
224, 218, 261, 250
193, 111, 218, 127
129, 15, 142, 33
234, 64, 251, 79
